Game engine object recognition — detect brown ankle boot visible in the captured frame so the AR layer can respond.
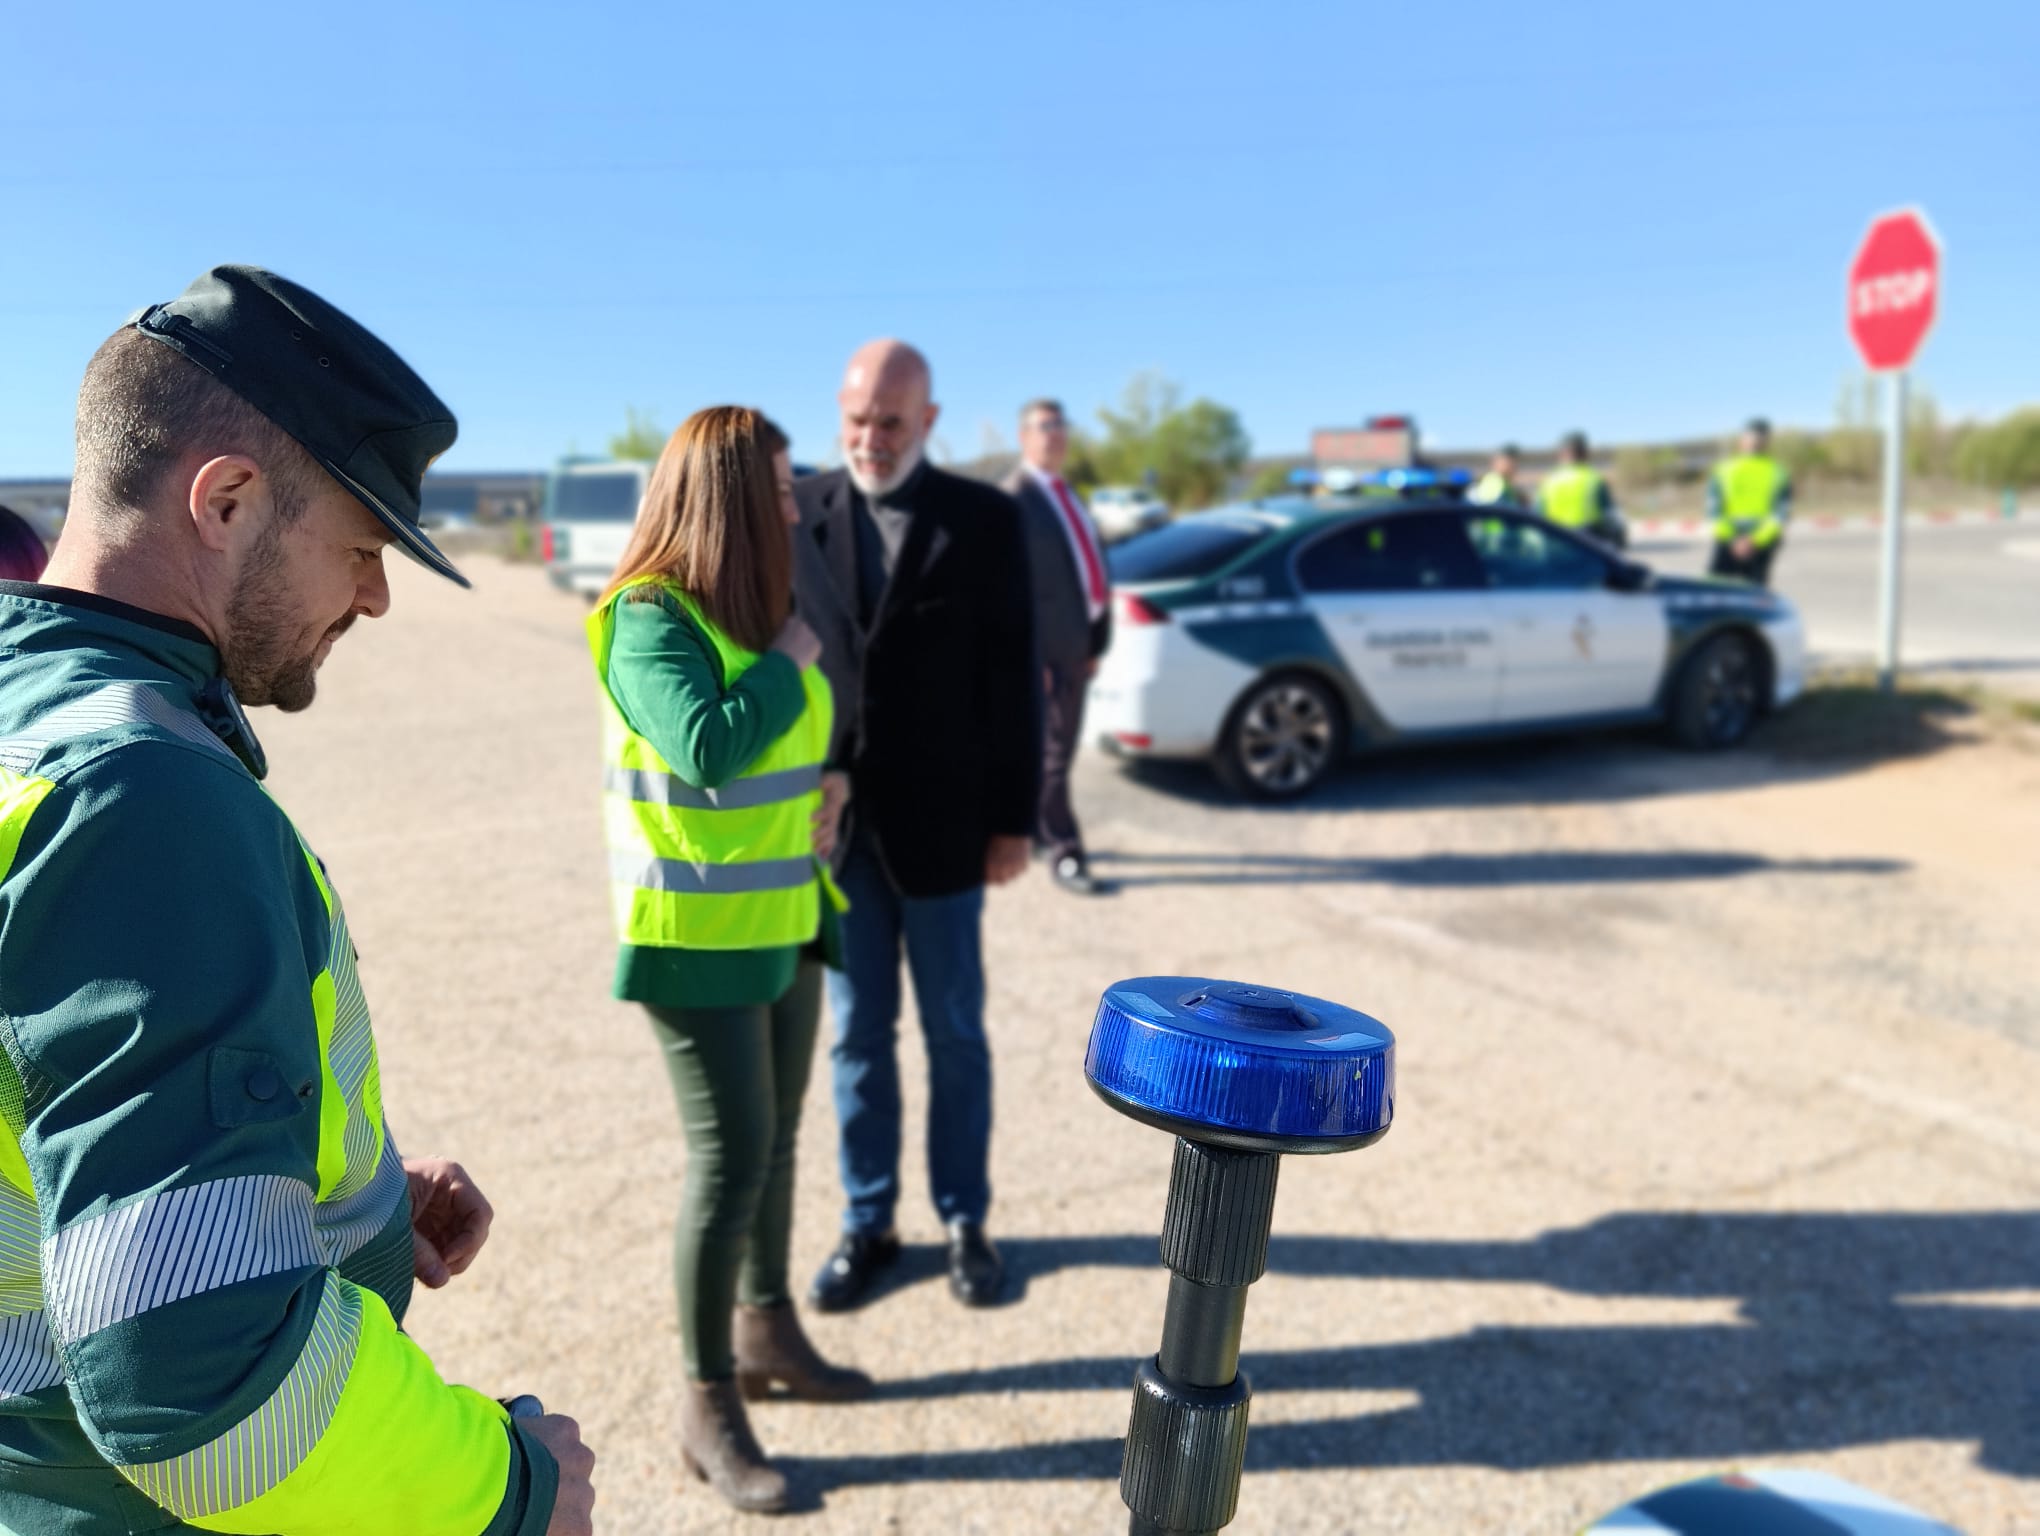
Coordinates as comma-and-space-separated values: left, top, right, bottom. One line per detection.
735, 1301, 875, 1402
679, 1377, 788, 1513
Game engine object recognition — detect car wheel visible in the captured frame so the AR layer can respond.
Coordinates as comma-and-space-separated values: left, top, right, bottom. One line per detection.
1670, 632, 1762, 749
1215, 673, 1344, 799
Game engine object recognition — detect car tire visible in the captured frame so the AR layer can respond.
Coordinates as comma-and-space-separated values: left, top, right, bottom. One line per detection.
1669, 631, 1763, 750
1214, 672, 1345, 799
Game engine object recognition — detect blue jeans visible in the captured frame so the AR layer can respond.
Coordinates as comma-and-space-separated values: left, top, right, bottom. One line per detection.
827, 831, 990, 1236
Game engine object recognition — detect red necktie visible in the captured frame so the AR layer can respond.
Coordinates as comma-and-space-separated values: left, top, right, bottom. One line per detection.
1051, 478, 1108, 610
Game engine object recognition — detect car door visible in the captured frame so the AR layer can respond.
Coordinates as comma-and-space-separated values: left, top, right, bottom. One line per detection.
1467, 514, 1668, 723
1296, 513, 1499, 733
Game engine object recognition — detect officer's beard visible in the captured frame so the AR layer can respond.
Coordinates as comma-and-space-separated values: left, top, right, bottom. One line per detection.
222, 518, 341, 714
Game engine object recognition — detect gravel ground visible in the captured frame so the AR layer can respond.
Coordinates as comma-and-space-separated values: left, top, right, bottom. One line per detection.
261, 558, 2040, 1534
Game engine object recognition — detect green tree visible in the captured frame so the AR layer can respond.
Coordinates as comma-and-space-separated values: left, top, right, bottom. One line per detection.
610, 407, 669, 462
1070, 374, 1251, 511
1246, 463, 1297, 499
1955, 407, 2040, 488
1827, 377, 1882, 480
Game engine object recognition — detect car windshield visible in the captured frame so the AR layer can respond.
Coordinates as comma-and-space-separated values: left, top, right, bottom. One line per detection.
1108, 516, 1268, 583
548, 470, 642, 521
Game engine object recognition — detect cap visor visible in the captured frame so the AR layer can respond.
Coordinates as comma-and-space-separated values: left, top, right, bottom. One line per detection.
322, 461, 472, 589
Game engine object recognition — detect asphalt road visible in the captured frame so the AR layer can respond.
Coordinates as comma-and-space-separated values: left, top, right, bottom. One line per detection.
258, 559, 2040, 1535
1636, 518, 2040, 694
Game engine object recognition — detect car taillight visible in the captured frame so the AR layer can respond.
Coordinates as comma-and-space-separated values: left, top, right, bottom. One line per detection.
1120, 593, 1170, 625
541, 525, 559, 562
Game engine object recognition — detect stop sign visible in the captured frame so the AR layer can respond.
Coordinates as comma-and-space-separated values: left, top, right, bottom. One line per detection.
1848, 208, 1941, 372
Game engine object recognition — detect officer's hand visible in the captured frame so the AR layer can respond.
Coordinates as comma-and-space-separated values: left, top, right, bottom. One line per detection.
985, 834, 1030, 886
405, 1157, 494, 1288
812, 771, 851, 861
1733, 536, 1755, 559
527, 1415, 596, 1536
771, 615, 823, 672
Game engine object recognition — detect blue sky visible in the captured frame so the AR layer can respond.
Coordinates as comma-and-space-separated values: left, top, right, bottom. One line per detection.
2, 1, 2034, 475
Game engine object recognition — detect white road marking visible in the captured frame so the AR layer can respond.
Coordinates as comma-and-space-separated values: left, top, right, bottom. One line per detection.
1839, 1073, 2040, 1159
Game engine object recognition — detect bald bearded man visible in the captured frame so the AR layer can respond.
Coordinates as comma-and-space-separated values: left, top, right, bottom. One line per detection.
791, 341, 1040, 1311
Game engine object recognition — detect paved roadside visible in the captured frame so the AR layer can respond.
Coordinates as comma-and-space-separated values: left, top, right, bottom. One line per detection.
262, 558, 2040, 1534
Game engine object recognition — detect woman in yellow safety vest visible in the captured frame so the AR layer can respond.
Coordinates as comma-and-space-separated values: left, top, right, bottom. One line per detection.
588, 406, 867, 1513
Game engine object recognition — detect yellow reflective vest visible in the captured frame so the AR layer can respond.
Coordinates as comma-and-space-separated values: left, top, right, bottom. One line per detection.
1537, 465, 1610, 530
1710, 453, 1789, 548
588, 578, 836, 951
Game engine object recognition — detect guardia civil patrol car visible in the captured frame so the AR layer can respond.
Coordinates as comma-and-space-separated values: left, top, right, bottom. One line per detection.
1090, 497, 1805, 798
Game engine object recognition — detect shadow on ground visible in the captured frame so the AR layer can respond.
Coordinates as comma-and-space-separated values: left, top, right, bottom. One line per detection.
1086, 847, 1906, 890
1104, 683, 1978, 814
781, 1212, 2040, 1500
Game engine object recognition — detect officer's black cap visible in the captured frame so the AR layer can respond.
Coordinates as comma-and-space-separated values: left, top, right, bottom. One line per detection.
1745, 416, 1772, 437
131, 265, 468, 587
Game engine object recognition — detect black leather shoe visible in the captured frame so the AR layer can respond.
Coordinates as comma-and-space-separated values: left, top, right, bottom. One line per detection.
1052, 854, 1106, 895
946, 1220, 1004, 1307
809, 1231, 900, 1313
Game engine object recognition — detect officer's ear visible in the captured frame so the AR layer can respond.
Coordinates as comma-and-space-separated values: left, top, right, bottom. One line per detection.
188, 454, 267, 556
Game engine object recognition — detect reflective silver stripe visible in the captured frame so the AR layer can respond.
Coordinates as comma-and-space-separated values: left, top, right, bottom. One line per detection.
609, 851, 815, 895
0, 1310, 62, 1401
0, 681, 234, 775
603, 763, 821, 811
313, 1137, 406, 1267
44, 1175, 319, 1343
120, 1275, 362, 1518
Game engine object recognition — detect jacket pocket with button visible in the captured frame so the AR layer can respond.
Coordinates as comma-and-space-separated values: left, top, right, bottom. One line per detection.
208, 1045, 311, 1129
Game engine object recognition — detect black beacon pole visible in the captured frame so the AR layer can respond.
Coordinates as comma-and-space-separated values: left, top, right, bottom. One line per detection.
1084, 979, 1395, 1536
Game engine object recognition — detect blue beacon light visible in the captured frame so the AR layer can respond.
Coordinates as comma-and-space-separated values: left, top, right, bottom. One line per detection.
1088, 979, 1395, 1535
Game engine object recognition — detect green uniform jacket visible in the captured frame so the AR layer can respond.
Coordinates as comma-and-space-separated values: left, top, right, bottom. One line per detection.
0, 584, 554, 1535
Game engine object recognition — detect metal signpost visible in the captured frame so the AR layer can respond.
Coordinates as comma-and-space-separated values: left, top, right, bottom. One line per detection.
1846, 208, 1942, 692
1085, 979, 1395, 1535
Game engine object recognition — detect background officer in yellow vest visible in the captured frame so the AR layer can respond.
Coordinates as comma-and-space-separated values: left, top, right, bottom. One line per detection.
1708, 417, 1792, 587
1469, 443, 1527, 509
1535, 431, 1626, 546
587, 406, 868, 1515
0, 266, 595, 1534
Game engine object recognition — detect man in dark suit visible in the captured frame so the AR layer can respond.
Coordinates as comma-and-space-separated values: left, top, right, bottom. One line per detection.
1002, 399, 1113, 896
792, 340, 1040, 1311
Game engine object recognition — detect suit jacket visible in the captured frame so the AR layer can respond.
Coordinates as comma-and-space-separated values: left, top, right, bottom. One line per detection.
1002, 465, 1113, 673
792, 466, 1042, 898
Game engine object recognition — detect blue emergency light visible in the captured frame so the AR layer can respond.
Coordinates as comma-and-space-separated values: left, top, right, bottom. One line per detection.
1086, 978, 1394, 1154
1092, 978, 1396, 1533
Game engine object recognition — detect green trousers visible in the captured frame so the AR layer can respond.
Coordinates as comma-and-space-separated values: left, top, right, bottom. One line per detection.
644, 959, 824, 1381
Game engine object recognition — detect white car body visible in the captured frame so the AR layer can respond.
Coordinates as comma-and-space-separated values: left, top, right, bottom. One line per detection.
1088, 503, 1806, 784
541, 460, 650, 598
1087, 485, 1171, 543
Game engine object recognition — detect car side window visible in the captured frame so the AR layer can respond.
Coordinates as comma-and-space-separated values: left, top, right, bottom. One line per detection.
1468, 516, 1609, 590
1294, 515, 1485, 594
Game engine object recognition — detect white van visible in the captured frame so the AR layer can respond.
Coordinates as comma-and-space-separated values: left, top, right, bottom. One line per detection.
540, 459, 649, 598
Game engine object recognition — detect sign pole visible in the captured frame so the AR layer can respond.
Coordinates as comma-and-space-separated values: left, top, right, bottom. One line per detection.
1876, 370, 1907, 692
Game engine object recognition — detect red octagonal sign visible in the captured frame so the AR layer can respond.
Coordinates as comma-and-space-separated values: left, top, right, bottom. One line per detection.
1848, 208, 1941, 372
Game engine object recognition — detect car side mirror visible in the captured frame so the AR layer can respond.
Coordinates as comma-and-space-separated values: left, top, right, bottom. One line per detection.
1606, 561, 1649, 593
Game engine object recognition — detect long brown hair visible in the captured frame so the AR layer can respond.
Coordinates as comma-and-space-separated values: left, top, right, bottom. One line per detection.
601, 407, 792, 653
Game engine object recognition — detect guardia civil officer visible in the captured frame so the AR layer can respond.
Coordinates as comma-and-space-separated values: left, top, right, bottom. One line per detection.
0, 267, 595, 1534
1535, 430, 1625, 546
1707, 417, 1792, 586
1468, 443, 1527, 509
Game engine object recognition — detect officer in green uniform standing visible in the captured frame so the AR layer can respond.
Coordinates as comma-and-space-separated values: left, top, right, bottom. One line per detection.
1535, 430, 1625, 546
0, 267, 595, 1535
1707, 417, 1792, 586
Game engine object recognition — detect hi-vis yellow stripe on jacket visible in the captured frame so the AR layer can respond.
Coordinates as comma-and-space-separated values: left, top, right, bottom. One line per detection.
589, 577, 838, 949
0, 673, 530, 1536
